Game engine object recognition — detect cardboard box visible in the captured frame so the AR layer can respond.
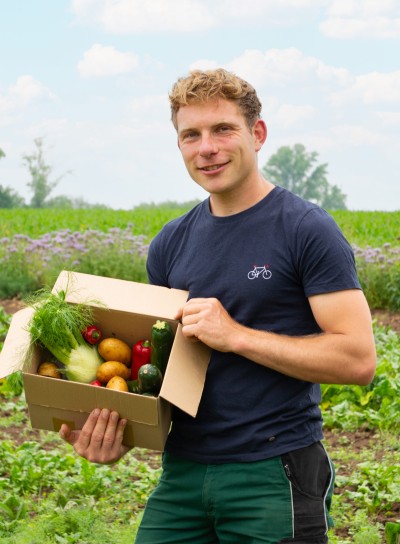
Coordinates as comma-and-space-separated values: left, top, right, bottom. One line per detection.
0, 271, 211, 451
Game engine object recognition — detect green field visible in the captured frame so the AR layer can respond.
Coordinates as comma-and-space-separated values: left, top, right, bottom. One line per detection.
0, 203, 197, 241
1, 205, 399, 309
1, 309, 399, 543
331, 210, 400, 248
0, 206, 399, 247
1, 205, 400, 542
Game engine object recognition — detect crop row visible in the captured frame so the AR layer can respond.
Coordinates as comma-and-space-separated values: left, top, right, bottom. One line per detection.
1, 206, 400, 246
1, 311, 399, 543
1, 231, 399, 311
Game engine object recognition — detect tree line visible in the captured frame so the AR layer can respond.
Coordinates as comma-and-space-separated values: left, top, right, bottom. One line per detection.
0, 139, 106, 210
0, 139, 347, 210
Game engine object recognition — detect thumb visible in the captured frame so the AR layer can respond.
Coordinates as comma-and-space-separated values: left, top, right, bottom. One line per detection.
174, 306, 183, 321
59, 423, 80, 446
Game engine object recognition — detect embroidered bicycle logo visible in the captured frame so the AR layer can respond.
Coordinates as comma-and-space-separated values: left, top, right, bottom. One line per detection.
247, 264, 272, 280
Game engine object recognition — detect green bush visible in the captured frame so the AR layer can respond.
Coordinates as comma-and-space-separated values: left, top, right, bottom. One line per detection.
321, 324, 400, 431
0, 228, 149, 298
354, 243, 400, 310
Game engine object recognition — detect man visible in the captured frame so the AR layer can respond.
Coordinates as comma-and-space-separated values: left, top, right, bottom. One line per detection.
61, 69, 376, 543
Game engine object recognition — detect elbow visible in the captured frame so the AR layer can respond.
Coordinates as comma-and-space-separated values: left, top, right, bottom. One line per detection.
353, 353, 377, 386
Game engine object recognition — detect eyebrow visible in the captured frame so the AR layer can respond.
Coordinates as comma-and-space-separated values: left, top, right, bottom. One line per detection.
178, 121, 241, 137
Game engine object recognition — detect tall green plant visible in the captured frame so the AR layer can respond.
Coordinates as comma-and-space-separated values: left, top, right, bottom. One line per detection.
22, 138, 66, 208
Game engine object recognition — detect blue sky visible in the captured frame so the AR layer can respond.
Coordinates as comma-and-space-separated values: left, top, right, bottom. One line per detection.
1, 0, 399, 210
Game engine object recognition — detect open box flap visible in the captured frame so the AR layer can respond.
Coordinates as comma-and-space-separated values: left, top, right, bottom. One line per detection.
0, 307, 34, 379
160, 324, 211, 417
53, 271, 189, 320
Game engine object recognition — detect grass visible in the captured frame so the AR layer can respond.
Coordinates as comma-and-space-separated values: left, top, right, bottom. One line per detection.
0, 202, 199, 240
1, 207, 400, 309
326, 430, 399, 543
0, 205, 400, 541
0, 395, 159, 544
1, 322, 399, 543
0, 397, 398, 543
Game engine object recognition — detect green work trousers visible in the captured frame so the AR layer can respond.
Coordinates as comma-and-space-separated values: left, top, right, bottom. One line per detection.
135, 442, 335, 544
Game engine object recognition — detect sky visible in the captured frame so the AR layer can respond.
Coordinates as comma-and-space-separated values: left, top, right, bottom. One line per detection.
0, 0, 399, 211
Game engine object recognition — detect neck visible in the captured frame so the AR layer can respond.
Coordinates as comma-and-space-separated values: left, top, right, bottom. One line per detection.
209, 177, 275, 217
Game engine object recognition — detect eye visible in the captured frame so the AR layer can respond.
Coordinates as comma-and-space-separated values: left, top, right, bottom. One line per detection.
181, 130, 198, 141
216, 124, 232, 134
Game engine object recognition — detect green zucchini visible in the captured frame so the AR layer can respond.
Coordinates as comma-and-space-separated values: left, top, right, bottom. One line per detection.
151, 320, 174, 376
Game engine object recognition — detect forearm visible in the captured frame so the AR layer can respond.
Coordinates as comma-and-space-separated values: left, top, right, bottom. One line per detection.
178, 292, 376, 386
230, 324, 375, 385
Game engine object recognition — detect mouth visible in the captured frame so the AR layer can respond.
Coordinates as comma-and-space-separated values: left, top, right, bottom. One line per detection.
198, 161, 229, 173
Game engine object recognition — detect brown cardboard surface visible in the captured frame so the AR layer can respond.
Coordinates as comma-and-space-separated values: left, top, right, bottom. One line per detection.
0, 271, 211, 450
0, 307, 33, 379
160, 323, 211, 417
53, 270, 189, 320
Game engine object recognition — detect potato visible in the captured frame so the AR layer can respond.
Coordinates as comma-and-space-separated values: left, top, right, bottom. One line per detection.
98, 338, 131, 366
106, 376, 129, 392
96, 361, 130, 384
37, 362, 62, 379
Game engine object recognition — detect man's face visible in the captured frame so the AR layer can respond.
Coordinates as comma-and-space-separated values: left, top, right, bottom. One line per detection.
176, 99, 266, 198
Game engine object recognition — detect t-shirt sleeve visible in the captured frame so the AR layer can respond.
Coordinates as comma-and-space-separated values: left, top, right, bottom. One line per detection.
146, 232, 169, 287
295, 208, 361, 297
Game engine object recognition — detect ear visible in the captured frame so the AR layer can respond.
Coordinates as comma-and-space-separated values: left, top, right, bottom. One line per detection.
253, 119, 267, 151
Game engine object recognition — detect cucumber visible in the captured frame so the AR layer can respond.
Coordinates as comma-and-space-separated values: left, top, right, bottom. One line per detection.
127, 379, 141, 394
138, 363, 163, 394
151, 320, 174, 375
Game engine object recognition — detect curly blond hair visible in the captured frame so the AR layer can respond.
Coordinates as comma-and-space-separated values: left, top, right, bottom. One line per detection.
169, 68, 262, 130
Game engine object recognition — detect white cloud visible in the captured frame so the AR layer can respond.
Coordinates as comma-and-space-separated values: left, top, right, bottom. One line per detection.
272, 104, 316, 128
212, 0, 324, 24
189, 59, 219, 71
226, 48, 350, 89
71, 0, 216, 33
70, 0, 329, 33
374, 111, 400, 126
328, 0, 397, 17
329, 71, 400, 106
0, 76, 54, 115
128, 95, 170, 125
77, 44, 139, 78
23, 118, 69, 141
321, 0, 400, 38
70, 0, 400, 38
70, 0, 98, 19
331, 124, 386, 146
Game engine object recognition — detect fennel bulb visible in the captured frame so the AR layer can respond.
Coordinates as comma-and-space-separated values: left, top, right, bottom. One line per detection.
27, 286, 104, 383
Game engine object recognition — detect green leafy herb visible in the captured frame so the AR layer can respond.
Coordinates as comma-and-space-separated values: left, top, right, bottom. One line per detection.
26, 285, 103, 383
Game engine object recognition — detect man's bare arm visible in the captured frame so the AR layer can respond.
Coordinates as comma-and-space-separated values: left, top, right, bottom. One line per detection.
177, 289, 376, 385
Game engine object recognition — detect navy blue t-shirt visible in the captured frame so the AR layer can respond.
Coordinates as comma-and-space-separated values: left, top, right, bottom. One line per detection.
146, 186, 360, 463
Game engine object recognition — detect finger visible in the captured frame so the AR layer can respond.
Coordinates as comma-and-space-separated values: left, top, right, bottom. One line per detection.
77, 408, 102, 449
174, 306, 183, 320
181, 312, 201, 326
181, 323, 200, 341
101, 411, 122, 451
185, 335, 200, 343
183, 298, 218, 317
89, 408, 112, 448
60, 423, 77, 445
186, 297, 208, 304
114, 417, 129, 453
184, 298, 204, 309
103, 418, 131, 464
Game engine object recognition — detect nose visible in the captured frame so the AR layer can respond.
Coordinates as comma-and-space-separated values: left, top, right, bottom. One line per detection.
199, 133, 218, 157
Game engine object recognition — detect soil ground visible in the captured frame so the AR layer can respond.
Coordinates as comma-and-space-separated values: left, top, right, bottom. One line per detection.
2, 298, 399, 538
